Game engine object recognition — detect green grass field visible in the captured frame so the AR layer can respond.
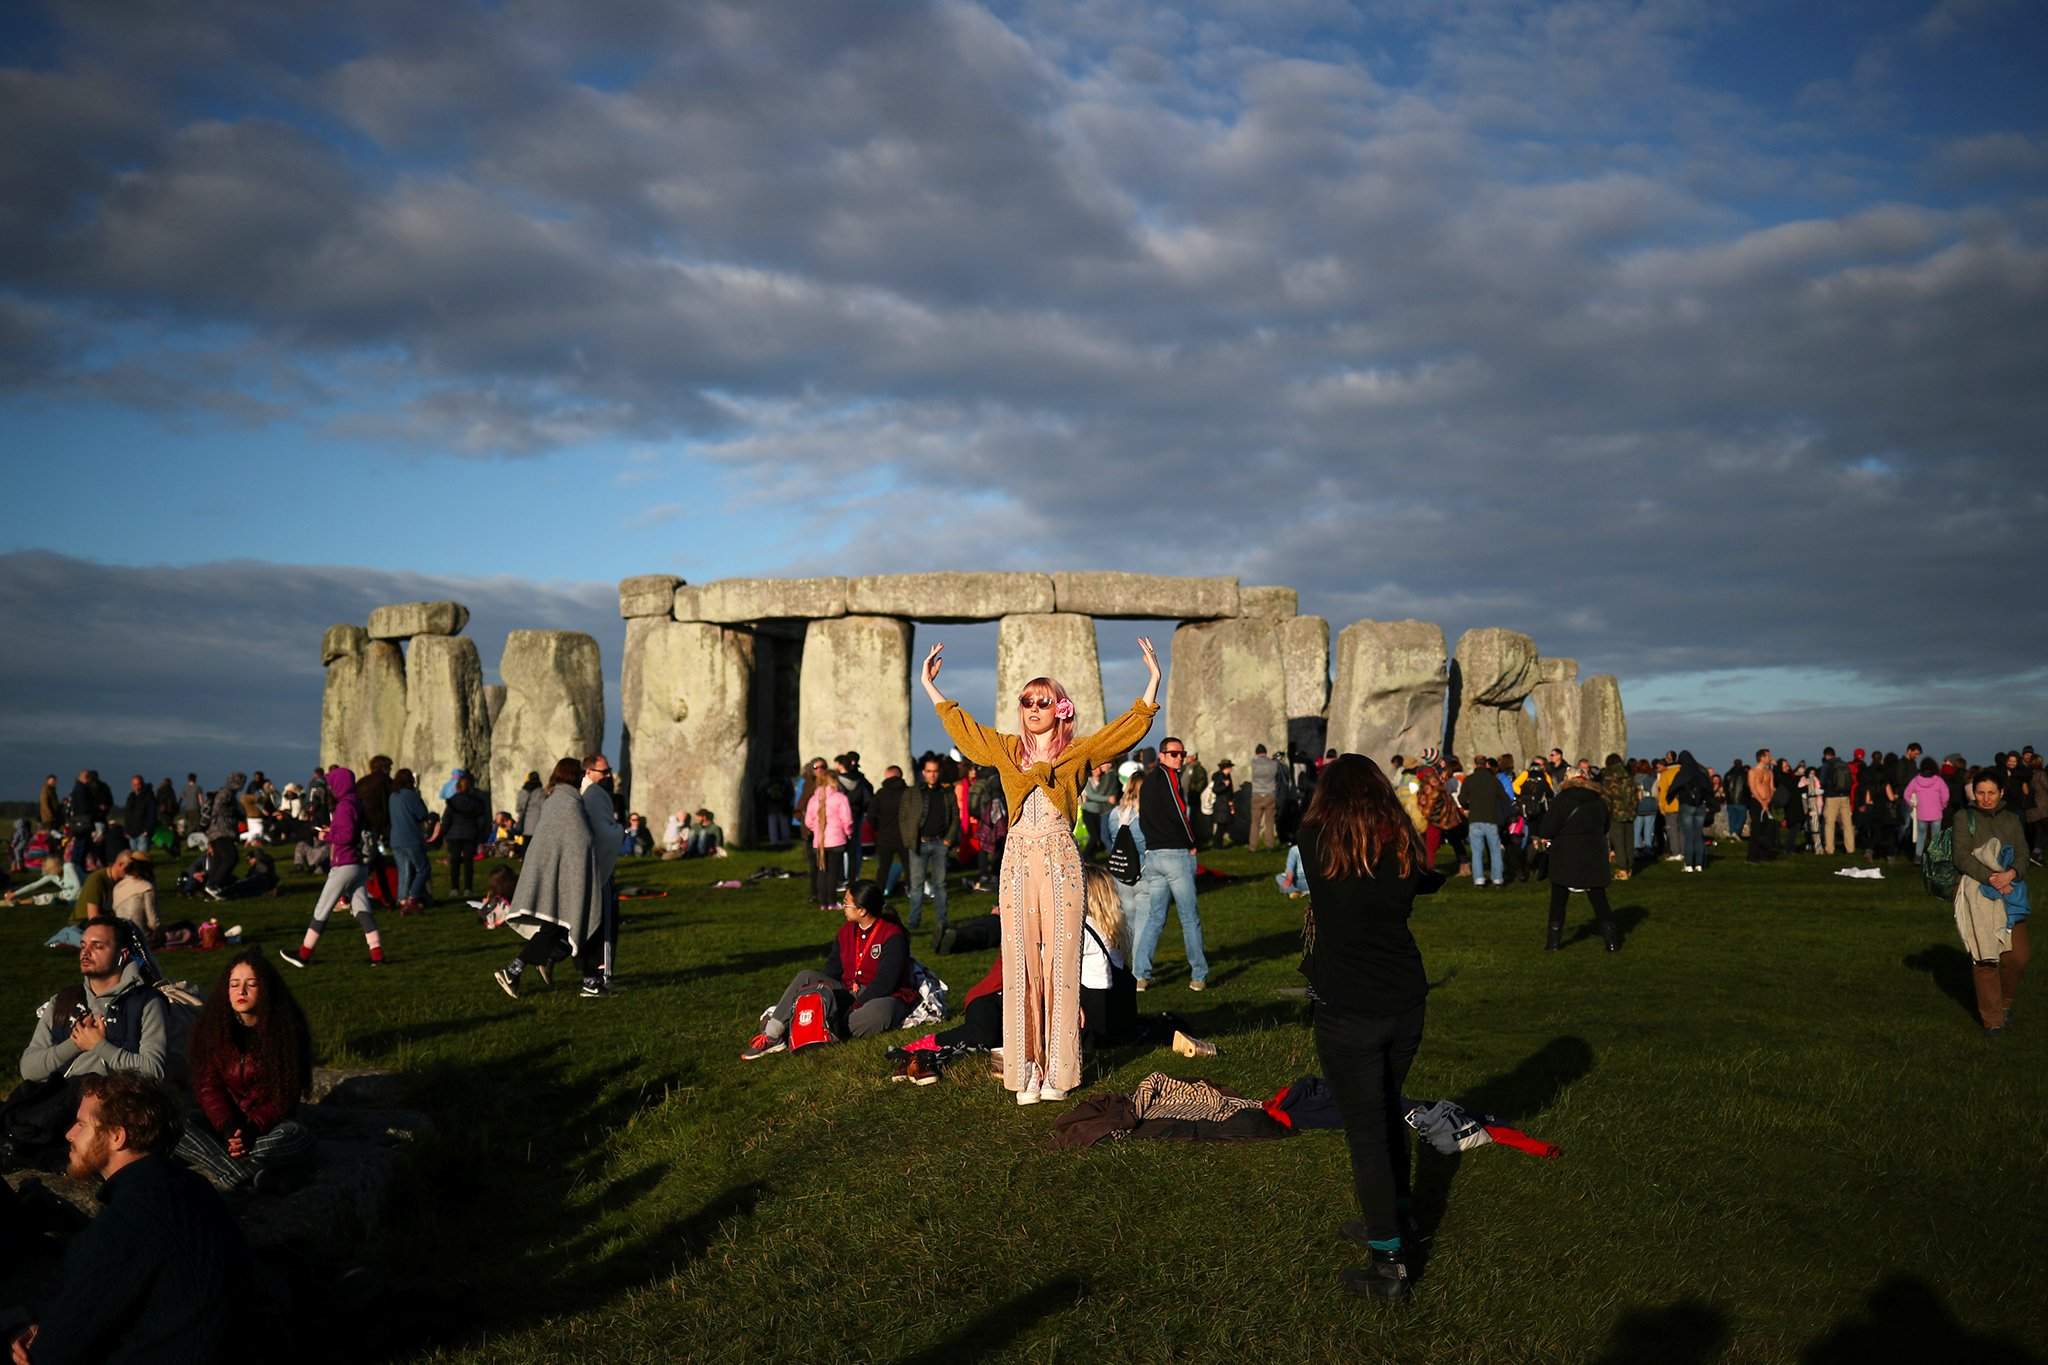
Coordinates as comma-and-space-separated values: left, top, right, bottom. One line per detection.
5, 838, 2043, 1364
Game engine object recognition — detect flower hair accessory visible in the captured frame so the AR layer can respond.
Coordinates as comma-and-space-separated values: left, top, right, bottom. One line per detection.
1053, 697, 1075, 722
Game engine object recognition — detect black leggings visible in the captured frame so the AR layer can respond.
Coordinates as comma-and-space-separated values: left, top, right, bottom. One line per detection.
1547, 882, 1616, 937
517, 922, 598, 976
1313, 1002, 1425, 1244
447, 840, 477, 892
812, 844, 845, 906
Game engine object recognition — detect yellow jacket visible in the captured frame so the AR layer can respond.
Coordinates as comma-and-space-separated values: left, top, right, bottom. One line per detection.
936, 698, 1158, 829
1655, 765, 1680, 814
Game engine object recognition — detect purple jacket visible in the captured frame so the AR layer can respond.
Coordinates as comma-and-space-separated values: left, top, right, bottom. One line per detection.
1903, 774, 1950, 823
325, 766, 364, 867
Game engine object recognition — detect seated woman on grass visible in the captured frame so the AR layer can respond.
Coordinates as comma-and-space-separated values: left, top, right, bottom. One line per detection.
3, 857, 80, 908
742, 880, 916, 1059
179, 949, 317, 1193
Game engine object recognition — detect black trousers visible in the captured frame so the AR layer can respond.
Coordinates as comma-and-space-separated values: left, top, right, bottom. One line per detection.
1313, 1001, 1425, 1244
1081, 811, 1105, 860
205, 838, 238, 891
1745, 800, 1778, 862
812, 844, 846, 906
447, 839, 477, 892
873, 841, 909, 891
1548, 882, 1616, 943
517, 922, 599, 976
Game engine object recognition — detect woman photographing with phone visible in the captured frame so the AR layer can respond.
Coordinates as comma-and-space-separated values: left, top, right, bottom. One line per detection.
921, 637, 1160, 1105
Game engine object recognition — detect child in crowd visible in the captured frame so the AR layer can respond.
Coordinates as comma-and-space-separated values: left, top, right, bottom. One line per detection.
3, 857, 80, 907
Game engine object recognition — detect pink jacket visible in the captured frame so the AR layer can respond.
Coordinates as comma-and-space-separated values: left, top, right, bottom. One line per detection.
805, 785, 852, 850
1903, 774, 1950, 822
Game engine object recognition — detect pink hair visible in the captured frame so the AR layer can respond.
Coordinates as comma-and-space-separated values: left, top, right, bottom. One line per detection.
1014, 677, 1074, 766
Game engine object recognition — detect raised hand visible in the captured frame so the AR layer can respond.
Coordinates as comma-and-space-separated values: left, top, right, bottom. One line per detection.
1137, 636, 1162, 705
920, 642, 950, 705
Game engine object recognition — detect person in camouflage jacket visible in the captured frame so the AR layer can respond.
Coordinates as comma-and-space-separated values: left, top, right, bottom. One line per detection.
1600, 756, 1637, 880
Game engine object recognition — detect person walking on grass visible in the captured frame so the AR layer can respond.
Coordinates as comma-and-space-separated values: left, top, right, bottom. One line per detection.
1538, 774, 1622, 952
923, 636, 1160, 1106
580, 755, 622, 994
279, 764, 387, 969
1953, 771, 2031, 1037
492, 758, 605, 1000
1295, 754, 1440, 1302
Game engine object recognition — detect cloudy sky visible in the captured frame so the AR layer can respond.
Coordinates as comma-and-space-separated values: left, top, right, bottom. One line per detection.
2, 0, 2044, 794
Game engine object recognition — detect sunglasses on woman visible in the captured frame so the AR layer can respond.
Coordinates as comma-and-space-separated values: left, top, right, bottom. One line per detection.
1019, 697, 1057, 711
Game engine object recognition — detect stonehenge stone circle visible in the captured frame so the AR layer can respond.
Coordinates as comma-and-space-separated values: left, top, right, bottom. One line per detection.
1447, 628, 1540, 762
618, 574, 682, 618
367, 600, 469, 640
1279, 615, 1330, 754
322, 624, 368, 666
675, 577, 848, 624
996, 613, 1105, 739
621, 621, 755, 843
319, 635, 407, 772
1530, 658, 1581, 762
1241, 586, 1299, 619
398, 635, 491, 799
1579, 674, 1629, 764
490, 630, 605, 806
1326, 620, 1448, 764
849, 572, 1054, 621
797, 615, 913, 780
1049, 572, 1240, 620
1166, 618, 1289, 772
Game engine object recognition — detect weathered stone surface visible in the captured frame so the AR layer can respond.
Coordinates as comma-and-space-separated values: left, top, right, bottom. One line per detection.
1326, 620, 1447, 763
847, 572, 1055, 621
1536, 656, 1579, 686
1166, 618, 1288, 772
1447, 628, 1540, 763
995, 613, 1105, 741
320, 640, 407, 770
1050, 572, 1241, 620
366, 600, 469, 639
619, 573, 682, 619
399, 635, 491, 799
798, 616, 913, 776
1279, 616, 1329, 722
621, 620, 755, 835
674, 577, 847, 623
322, 623, 367, 665
1531, 658, 1582, 761
490, 631, 605, 806
1579, 674, 1629, 764
484, 683, 508, 728
1241, 586, 1299, 619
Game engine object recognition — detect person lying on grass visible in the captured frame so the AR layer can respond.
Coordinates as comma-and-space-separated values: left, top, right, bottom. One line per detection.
742, 880, 917, 1059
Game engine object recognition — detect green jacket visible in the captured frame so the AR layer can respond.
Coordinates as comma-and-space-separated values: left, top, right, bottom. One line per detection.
1600, 763, 1636, 826
898, 782, 961, 849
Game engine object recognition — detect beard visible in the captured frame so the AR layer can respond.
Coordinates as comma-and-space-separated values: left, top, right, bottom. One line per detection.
66, 1130, 110, 1181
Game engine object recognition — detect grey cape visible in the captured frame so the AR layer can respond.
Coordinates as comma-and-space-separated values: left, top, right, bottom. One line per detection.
506, 785, 603, 947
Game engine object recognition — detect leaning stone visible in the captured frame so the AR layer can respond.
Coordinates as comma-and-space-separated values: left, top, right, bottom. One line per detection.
399, 635, 491, 799
847, 572, 1054, 621
1326, 620, 1447, 763
1579, 674, 1629, 764
1240, 586, 1298, 619
1165, 618, 1289, 773
490, 631, 605, 806
320, 640, 407, 771
322, 623, 367, 666
619, 620, 755, 838
799, 616, 913, 776
675, 577, 847, 623
366, 600, 469, 639
1446, 628, 1540, 763
1050, 572, 1240, 620
995, 613, 1105, 739
618, 573, 682, 619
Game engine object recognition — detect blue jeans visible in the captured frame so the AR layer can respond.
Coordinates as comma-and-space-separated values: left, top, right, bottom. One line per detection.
1915, 819, 1941, 861
1275, 844, 1307, 894
1469, 822, 1502, 884
1133, 848, 1207, 984
1632, 814, 1658, 850
394, 847, 429, 903
128, 834, 152, 853
905, 838, 949, 930
1727, 802, 1747, 838
1679, 805, 1707, 867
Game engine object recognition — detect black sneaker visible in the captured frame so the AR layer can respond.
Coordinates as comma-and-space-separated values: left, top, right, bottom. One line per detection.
1339, 1249, 1411, 1302
493, 968, 519, 999
579, 977, 607, 998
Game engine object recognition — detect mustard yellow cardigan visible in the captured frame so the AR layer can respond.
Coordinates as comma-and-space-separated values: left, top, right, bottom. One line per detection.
936, 697, 1158, 829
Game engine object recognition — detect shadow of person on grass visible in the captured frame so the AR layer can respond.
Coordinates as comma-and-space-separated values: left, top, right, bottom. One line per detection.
1408, 1035, 1595, 1285
1589, 1299, 1730, 1365
1801, 1275, 2042, 1365
1902, 944, 1980, 1023
343, 1008, 522, 1058
893, 1273, 1089, 1364
1565, 903, 1648, 950
629, 941, 825, 991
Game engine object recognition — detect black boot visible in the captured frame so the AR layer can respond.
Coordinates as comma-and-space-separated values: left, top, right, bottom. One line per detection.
1340, 1247, 1411, 1301
1544, 915, 1563, 952
1599, 918, 1620, 953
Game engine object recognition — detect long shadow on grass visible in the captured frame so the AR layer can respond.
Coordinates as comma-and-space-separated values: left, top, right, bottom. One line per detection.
1902, 944, 1980, 1023
1590, 1299, 1730, 1364
630, 942, 823, 990
1801, 1276, 2042, 1364
893, 1273, 1088, 1364
1200, 929, 1309, 990
1409, 1034, 1594, 1286
1564, 903, 1648, 949
343, 1008, 522, 1058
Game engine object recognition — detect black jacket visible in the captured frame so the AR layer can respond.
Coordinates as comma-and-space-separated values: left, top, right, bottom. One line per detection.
870, 776, 908, 848
123, 791, 157, 837
29, 1154, 248, 1365
442, 789, 490, 842
1538, 786, 1612, 889
898, 782, 960, 848
1139, 767, 1197, 851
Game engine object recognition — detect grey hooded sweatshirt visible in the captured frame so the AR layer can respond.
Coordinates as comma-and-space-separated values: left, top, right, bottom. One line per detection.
20, 957, 169, 1083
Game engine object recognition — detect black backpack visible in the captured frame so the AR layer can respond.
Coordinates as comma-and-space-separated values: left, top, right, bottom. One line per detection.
1107, 822, 1142, 885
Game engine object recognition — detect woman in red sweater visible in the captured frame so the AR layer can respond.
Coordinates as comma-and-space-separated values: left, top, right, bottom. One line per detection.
741, 881, 918, 1058
178, 949, 317, 1192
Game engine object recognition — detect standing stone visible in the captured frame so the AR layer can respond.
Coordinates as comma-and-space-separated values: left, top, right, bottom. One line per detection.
399, 636, 491, 800
366, 601, 469, 640
322, 624, 368, 666
1165, 619, 1289, 775
848, 573, 1055, 621
1326, 620, 1447, 764
1240, 586, 1299, 619
1050, 572, 1240, 620
1446, 628, 1539, 763
797, 616, 913, 777
490, 631, 605, 807
619, 620, 755, 842
484, 685, 508, 729
320, 638, 407, 771
618, 574, 682, 619
995, 614, 1105, 741
1579, 675, 1629, 764
1530, 658, 1583, 763
1279, 616, 1330, 757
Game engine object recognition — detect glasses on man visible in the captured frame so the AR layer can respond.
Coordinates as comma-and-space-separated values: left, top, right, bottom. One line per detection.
1162, 749, 1186, 758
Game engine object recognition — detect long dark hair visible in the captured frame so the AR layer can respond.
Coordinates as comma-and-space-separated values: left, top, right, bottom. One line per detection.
189, 948, 313, 1102
1299, 754, 1417, 879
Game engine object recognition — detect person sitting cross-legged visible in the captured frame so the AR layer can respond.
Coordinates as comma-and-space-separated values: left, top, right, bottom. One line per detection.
741, 880, 916, 1059
176, 950, 318, 1194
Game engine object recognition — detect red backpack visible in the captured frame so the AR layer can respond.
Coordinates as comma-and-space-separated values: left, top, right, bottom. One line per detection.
787, 991, 838, 1051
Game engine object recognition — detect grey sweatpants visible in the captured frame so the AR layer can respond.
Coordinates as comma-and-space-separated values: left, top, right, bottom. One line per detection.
767, 969, 911, 1039
177, 1118, 317, 1189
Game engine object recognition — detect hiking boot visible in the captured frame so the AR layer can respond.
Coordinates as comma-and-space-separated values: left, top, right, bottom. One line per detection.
494, 968, 520, 999
740, 1033, 787, 1061
1339, 1248, 1411, 1302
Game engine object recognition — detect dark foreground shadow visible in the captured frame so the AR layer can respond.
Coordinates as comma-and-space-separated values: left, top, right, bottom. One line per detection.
1564, 903, 1648, 950
1590, 1299, 1731, 1365
1802, 1276, 2043, 1364
1903, 944, 1980, 1023
344, 1008, 522, 1058
1409, 1035, 1595, 1284
894, 1273, 1088, 1364
630, 942, 823, 991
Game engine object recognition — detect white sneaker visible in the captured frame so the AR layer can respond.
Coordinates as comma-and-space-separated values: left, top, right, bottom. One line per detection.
1016, 1063, 1043, 1106
1663, 855, 1683, 862
1038, 1084, 1069, 1102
